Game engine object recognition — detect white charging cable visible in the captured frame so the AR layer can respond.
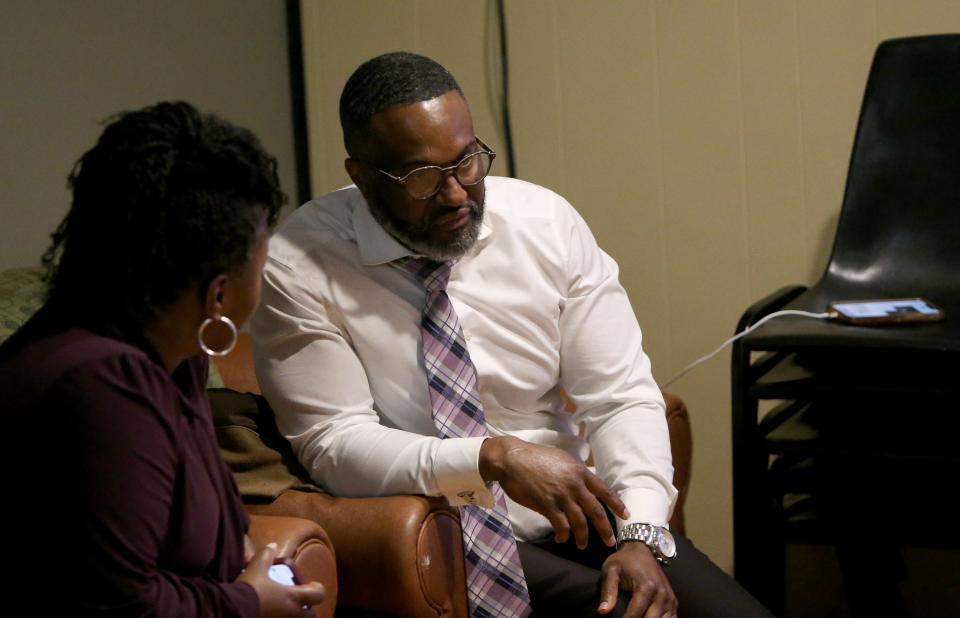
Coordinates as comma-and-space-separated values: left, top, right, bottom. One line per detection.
659, 310, 835, 389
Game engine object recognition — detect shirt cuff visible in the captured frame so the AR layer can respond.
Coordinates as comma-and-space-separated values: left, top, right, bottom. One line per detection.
433, 436, 495, 508
616, 487, 672, 531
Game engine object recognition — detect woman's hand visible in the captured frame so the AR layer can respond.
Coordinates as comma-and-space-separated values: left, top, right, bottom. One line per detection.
237, 543, 326, 618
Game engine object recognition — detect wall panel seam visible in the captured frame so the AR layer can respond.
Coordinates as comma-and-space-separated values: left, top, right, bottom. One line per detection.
649, 0, 673, 373
792, 0, 810, 275
733, 0, 751, 300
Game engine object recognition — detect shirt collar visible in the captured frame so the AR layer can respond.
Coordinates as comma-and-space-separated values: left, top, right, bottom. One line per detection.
352, 189, 492, 266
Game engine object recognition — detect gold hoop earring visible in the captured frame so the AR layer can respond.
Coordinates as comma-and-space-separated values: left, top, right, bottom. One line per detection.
197, 315, 238, 357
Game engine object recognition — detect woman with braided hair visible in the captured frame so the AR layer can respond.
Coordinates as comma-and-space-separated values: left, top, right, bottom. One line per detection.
0, 101, 325, 617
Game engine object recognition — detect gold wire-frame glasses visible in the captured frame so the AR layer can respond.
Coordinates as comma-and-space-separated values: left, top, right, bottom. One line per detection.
371, 136, 496, 200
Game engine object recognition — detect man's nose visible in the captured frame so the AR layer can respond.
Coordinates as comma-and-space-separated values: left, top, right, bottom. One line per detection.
434, 171, 469, 205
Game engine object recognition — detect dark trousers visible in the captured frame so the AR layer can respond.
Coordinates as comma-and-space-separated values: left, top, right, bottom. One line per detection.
519, 531, 774, 617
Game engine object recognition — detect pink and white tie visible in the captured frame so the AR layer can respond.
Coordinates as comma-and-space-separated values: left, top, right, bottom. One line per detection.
395, 257, 532, 618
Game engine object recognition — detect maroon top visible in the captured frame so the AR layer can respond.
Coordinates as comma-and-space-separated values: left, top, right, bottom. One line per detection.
0, 317, 258, 617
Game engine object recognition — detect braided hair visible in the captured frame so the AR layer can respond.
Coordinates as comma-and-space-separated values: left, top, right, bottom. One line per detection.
42, 101, 284, 329
339, 51, 463, 159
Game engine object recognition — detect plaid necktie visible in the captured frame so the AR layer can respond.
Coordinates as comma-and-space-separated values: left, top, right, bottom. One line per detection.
395, 256, 532, 618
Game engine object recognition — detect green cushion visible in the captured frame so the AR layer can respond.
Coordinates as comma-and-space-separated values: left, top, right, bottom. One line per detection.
0, 267, 45, 343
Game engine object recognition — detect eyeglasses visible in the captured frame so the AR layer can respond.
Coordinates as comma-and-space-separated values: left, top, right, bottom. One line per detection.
370, 137, 496, 200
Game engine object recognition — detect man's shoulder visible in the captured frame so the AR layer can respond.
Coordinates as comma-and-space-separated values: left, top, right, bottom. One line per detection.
484, 176, 582, 239
486, 176, 563, 205
485, 176, 578, 222
268, 186, 363, 271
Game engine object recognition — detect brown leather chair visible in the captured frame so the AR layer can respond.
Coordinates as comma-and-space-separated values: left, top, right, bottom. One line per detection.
663, 391, 692, 536
213, 334, 693, 617
248, 514, 338, 618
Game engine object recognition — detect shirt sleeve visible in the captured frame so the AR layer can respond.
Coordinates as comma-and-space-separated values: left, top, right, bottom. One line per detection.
556, 201, 678, 529
54, 357, 259, 617
251, 256, 493, 507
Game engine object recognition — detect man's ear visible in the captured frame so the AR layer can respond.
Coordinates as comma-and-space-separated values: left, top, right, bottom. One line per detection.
345, 158, 371, 195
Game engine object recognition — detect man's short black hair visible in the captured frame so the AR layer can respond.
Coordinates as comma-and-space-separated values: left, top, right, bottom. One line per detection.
42, 101, 284, 329
339, 51, 464, 159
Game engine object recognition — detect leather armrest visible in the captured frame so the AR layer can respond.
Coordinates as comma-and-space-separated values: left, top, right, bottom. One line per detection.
249, 490, 468, 618
248, 514, 338, 618
662, 391, 692, 535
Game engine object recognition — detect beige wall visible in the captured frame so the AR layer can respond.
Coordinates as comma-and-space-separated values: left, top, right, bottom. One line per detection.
300, 1, 960, 571
0, 0, 295, 270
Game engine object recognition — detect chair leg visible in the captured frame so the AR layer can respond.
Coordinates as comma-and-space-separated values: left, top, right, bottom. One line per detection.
731, 345, 786, 614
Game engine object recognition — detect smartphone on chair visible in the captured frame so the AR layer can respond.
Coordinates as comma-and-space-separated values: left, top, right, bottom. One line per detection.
828, 297, 944, 325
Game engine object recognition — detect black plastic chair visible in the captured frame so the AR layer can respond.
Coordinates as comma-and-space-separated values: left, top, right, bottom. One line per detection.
730, 35, 960, 615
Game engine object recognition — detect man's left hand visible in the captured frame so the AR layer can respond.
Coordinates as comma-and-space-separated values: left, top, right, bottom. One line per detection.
598, 541, 677, 618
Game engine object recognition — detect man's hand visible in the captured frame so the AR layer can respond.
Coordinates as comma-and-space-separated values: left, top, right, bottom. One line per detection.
479, 436, 629, 548
597, 541, 677, 618
598, 542, 677, 617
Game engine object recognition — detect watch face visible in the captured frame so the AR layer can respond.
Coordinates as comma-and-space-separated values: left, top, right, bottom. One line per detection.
657, 528, 677, 558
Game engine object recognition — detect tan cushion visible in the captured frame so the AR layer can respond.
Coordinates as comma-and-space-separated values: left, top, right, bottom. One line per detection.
208, 388, 321, 502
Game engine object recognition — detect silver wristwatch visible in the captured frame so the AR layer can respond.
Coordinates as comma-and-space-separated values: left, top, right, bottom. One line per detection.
617, 523, 677, 564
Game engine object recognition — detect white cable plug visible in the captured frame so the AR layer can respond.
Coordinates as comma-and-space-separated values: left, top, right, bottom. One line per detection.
659, 310, 835, 389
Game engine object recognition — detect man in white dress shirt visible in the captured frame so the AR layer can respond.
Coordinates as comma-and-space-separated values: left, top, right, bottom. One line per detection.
252, 52, 771, 618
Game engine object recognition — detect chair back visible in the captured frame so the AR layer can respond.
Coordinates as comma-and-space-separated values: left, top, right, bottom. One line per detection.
823, 34, 960, 299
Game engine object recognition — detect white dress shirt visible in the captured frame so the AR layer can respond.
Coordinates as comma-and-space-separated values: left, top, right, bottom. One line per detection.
251, 176, 676, 541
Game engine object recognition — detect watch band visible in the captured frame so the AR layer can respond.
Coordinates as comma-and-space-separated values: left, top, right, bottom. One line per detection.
617, 523, 677, 564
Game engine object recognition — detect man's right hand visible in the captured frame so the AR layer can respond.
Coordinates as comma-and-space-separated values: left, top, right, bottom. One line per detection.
479, 436, 629, 549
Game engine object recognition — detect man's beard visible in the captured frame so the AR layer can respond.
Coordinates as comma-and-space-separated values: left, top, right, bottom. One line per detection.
366, 192, 484, 262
